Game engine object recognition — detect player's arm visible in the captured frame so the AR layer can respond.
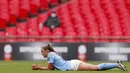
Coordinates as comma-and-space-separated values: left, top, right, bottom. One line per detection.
34, 53, 55, 70
32, 63, 54, 70
39, 63, 54, 70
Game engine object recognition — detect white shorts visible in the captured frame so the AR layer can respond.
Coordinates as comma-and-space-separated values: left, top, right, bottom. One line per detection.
70, 59, 83, 70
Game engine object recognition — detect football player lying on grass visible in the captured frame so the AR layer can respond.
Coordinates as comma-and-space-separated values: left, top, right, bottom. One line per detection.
32, 44, 127, 71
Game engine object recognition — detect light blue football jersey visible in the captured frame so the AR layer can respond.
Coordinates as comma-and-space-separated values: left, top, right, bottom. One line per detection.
47, 52, 71, 71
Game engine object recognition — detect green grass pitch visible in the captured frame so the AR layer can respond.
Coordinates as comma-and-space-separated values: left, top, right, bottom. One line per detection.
0, 61, 129, 73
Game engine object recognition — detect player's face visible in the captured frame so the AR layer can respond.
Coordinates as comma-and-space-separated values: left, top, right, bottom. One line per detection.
41, 49, 49, 58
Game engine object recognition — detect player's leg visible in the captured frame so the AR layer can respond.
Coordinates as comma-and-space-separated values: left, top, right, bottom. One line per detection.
78, 62, 119, 71
77, 61, 127, 71
98, 61, 127, 71
98, 63, 119, 70
77, 62, 99, 71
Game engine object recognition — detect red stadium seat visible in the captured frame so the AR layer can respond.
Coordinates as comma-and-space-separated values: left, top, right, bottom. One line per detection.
40, 27, 51, 42
0, 0, 9, 29
125, 0, 130, 13
5, 27, 17, 42
16, 21, 28, 42
17, 21, 27, 31
52, 28, 64, 42
17, 30, 28, 42
64, 32, 78, 42
28, 30, 40, 42
27, 17, 39, 31
30, 0, 40, 14
77, 32, 88, 42
19, 0, 30, 19
51, 0, 59, 6
8, 0, 19, 24
40, 0, 49, 11
38, 13, 48, 24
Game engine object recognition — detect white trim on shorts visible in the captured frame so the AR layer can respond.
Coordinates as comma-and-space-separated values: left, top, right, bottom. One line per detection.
70, 59, 83, 70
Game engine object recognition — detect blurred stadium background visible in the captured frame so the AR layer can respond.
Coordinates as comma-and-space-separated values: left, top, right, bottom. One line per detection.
0, 0, 130, 73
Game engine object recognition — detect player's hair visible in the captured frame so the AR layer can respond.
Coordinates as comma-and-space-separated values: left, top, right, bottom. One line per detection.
42, 44, 55, 52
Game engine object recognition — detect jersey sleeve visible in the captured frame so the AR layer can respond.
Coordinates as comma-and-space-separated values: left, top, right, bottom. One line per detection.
47, 53, 55, 63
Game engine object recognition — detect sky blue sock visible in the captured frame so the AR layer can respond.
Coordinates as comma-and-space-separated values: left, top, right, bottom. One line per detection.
98, 63, 118, 70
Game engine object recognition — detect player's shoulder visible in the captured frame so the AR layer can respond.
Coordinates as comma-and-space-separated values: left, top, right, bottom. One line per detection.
48, 52, 56, 57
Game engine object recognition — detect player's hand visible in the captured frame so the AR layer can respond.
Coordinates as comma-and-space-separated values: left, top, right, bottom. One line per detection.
32, 64, 41, 70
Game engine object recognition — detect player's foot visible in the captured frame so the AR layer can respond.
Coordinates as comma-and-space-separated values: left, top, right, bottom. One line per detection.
117, 61, 127, 71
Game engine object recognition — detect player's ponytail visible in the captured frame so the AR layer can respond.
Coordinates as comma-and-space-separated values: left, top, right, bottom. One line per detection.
42, 44, 56, 52
47, 44, 56, 52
